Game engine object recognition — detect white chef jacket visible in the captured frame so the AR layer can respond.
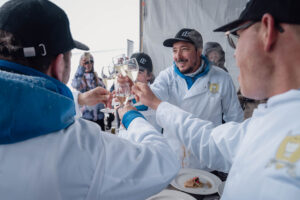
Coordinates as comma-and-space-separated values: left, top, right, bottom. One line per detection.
151, 64, 243, 169
0, 117, 180, 200
155, 89, 300, 200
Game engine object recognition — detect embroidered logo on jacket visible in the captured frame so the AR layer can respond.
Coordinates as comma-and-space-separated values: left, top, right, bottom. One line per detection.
209, 83, 219, 94
266, 132, 300, 177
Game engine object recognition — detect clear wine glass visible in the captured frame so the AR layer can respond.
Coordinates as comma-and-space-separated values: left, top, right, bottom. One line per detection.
115, 82, 131, 107
113, 54, 127, 77
100, 65, 116, 114
124, 58, 141, 105
124, 58, 139, 82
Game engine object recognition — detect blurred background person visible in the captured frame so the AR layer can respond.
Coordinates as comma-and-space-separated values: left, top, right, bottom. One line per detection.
203, 42, 265, 119
72, 52, 113, 130
203, 42, 228, 72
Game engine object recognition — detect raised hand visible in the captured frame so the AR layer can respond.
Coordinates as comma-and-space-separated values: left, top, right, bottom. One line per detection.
78, 86, 112, 108
131, 82, 162, 110
117, 103, 137, 123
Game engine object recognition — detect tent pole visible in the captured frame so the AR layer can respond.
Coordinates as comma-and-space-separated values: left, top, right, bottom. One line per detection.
139, 0, 144, 52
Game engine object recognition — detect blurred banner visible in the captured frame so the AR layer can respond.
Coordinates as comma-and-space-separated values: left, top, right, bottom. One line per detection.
127, 39, 134, 58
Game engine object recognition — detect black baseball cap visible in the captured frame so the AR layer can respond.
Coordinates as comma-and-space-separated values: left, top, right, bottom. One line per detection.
163, 28, 203, 49
130, 52, 153, 73
214, 0, 300, 32
0, 0, 89, 57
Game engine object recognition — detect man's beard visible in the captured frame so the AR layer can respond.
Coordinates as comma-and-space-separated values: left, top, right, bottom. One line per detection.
178, 60, 198, 74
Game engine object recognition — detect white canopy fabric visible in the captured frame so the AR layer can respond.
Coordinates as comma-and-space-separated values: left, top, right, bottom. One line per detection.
141, 0, 248, 88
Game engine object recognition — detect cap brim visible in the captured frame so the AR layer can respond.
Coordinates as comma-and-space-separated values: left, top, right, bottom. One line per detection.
74, 40, 89, 51
163, 38, 193, 47
213, 19, 244, 32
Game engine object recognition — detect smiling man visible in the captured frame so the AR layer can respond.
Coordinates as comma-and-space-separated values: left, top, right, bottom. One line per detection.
149, 28, 243, 169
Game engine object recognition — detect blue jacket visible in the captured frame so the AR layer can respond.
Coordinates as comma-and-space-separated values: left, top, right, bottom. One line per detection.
0, 60, 75, 144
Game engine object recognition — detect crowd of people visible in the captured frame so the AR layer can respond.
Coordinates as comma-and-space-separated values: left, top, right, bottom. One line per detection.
0, 0, 299, 199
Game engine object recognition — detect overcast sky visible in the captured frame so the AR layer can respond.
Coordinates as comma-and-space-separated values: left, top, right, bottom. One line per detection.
0, 0, 139, 88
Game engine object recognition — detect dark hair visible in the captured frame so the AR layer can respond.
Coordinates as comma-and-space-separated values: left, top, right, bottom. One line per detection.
0, 29, 59, 73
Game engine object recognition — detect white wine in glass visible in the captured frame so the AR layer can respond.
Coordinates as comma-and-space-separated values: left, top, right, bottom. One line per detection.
102, 78, 115, 92
115, 82, 131, 107
124, 58, 139, 82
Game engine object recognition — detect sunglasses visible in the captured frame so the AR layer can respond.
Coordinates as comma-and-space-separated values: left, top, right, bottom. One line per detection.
225, 21, 284, 49
84, 60, 94, 65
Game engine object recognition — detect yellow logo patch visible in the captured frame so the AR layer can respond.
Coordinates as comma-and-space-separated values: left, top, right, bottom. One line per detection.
209, 83, 219, 94
266, 133, 300, 177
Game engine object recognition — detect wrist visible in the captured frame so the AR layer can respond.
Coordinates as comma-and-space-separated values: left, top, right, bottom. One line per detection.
150, 98, 162, 110
78, 93, 85, 106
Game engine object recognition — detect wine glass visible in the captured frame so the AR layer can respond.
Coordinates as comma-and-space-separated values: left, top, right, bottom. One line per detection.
124, 58, 141, 104
100, 65, 116, 114
124, 58, 139, 82
115, 82, 131, 107
114, 81, 131, 133
112, 54, 127, 77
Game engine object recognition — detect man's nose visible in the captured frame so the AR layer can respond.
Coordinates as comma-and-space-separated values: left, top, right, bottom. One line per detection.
174, 50, 182, 60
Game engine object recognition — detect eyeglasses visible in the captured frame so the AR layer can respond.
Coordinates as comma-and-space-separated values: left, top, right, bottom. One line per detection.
84, 60, 94, 65
225, 21, 285, 49
225, 21, 257, 49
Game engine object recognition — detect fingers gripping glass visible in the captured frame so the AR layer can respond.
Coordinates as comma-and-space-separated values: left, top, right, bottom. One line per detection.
225, 21, 285, 49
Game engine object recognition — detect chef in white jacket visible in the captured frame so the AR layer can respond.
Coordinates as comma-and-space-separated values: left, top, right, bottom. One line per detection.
0, 1, 179, 200
150, 28, 243, 168
127, 0, 300, 199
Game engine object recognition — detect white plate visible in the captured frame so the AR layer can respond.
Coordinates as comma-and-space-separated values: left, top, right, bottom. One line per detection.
171, 168, 222, 195
146, 189, 196, 200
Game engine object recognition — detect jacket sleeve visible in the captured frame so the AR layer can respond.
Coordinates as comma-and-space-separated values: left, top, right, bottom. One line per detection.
150, 69, 170, 101
221, 74, 244, 122
156, 101, 249, 172
97, 117, 180, 200
71, 65, 85, 90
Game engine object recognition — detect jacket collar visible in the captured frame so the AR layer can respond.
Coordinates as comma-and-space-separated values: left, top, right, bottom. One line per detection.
173, 55, 210, 89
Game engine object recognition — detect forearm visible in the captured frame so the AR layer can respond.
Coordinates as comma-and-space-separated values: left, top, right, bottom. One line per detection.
156, 101, 244, 171
101, 117, 180, 199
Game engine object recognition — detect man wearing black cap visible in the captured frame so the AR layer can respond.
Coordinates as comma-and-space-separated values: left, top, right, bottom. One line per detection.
149, 28, 243, 169
131, 52, 154, 84
128, 0, 300, 199
0, 0, 179, 199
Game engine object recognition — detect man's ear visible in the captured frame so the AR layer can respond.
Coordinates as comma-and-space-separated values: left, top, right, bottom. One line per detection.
261, 13, 278, 52
46, 53, 65, 82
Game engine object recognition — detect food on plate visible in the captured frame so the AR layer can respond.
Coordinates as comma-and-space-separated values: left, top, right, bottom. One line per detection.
184, 176, 212, 188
